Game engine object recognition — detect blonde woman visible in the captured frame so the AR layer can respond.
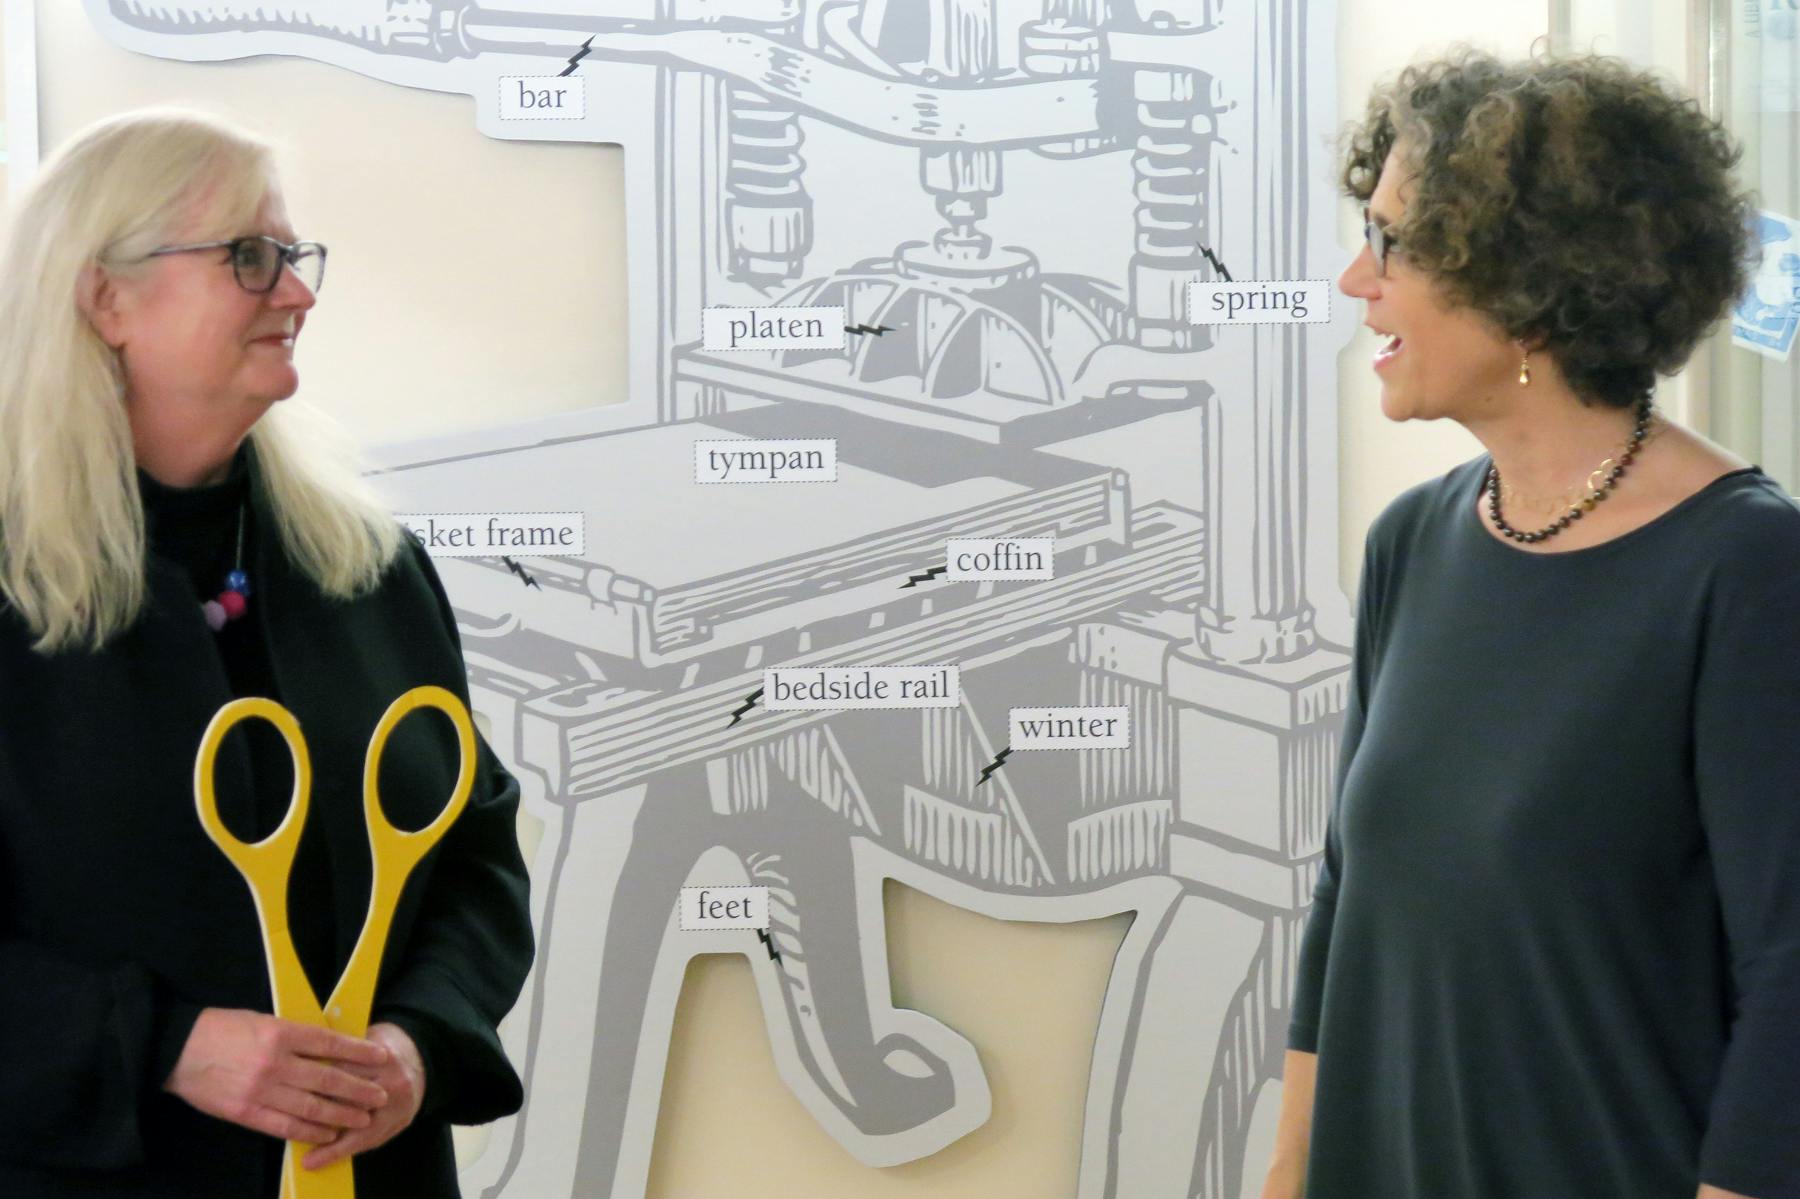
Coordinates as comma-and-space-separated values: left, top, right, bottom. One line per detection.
0, 110, 532, 1197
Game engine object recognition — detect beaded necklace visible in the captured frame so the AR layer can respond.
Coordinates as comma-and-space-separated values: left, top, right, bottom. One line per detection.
200, 504, 251, 631
1485, 397, 1654, 544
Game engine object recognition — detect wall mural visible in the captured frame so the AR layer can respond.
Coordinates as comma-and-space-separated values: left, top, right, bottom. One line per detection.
87, 3, 1350, 1196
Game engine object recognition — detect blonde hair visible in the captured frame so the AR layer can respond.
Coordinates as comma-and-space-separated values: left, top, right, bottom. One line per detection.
0, 108, 400, 652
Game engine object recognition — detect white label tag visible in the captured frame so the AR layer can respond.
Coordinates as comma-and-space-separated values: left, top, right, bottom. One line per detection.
694, 439, 838, 483
399, 512, 585, 557
765, 665, 961, 710
679, 886, 771, 930
1009, 706, 1132, 749
1187, 280, 1330, 325
498, 76, 587, 120
945, 537, 1056, 581
702, 306, 847, 351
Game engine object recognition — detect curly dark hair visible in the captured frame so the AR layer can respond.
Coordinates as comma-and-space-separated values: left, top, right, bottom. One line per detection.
1344, 49, 1756, 407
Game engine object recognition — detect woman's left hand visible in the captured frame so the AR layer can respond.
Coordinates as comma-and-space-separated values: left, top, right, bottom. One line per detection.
298, 1023, 426, 1171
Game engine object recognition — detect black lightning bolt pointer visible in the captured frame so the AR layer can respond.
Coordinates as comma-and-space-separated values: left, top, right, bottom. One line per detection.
502, 556, 540, 589
1197, 242, 1233, 282
845, 323, 894, 336
728, 687, 764, 728
902, 565, 948, 589
976, 746, 1012, 788
560, 35, 594, 76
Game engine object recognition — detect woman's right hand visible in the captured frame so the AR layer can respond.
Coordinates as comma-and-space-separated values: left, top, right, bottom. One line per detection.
162, 1007, 392, 1145
1260, 1157, 1307, 1199
1259, 1048, 1318, 1199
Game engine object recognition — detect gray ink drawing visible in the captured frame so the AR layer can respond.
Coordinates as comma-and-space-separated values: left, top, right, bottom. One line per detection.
85, 2, 1353, 1197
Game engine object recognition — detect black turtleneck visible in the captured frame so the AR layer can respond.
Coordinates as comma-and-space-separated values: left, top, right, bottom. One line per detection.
137, 450, 274, 708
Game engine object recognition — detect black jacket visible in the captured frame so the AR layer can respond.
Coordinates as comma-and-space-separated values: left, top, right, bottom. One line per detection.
0, 456, 533, 1197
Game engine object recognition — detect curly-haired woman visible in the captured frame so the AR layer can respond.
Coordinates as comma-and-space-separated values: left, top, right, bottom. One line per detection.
1260, 52, 1800, 1199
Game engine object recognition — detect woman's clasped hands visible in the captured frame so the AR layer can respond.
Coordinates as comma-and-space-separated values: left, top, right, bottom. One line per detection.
162, 1007, 426, 1169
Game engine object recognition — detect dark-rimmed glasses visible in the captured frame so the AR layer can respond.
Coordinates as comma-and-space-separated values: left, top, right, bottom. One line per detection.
1362, 206, 1401, 277
144, 235, 327, 295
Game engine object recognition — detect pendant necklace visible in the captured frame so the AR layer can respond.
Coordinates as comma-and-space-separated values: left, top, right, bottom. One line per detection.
201, 504, 252, 632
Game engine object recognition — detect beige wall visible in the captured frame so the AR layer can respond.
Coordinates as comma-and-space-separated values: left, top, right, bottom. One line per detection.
0, 0, 14, 202
7, 4, 1557, 1196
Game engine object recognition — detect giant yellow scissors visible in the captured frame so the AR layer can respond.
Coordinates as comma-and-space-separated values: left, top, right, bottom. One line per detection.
193, 685, 476, 1199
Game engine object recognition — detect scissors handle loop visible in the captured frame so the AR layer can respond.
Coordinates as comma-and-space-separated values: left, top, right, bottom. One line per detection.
361, 684, 477, 863
326, 685, 477, 1036
193, 698, 321, 1032
194, 697, 313, 869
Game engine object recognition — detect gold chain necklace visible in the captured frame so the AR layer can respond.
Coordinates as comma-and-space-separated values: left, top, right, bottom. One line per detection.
1487, 399, 1657, 544
1497, 410, 1663, 519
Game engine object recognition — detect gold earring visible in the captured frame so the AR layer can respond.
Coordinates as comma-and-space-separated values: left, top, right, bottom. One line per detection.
1518, 353, 1531, 386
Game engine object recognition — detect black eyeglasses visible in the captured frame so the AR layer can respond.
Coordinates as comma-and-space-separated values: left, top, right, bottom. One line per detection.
144, 235, 327, 295
1362, 206, 1401, 277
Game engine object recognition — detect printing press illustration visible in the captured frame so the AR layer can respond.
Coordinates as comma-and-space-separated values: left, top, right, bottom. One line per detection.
88, 2, 1353, 1196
